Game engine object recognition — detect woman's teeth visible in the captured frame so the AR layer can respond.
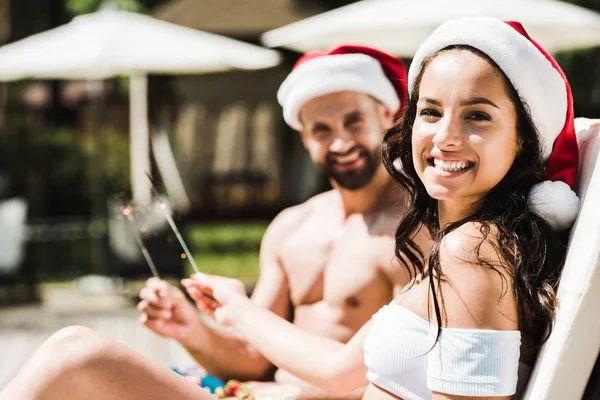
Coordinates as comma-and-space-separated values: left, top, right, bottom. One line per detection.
335, 153, 360, 164
433, 158, 470, 172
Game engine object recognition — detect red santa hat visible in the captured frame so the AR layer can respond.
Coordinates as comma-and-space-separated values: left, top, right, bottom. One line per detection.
278, 45, 408, 131
408, 16, 580, 231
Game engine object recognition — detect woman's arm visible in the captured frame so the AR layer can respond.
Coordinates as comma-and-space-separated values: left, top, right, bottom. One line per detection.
228, 295, 370, 395
184, 275, 370, 396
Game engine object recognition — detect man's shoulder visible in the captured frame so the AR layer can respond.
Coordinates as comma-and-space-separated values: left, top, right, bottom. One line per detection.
261, 192, 335, 250
304, 189, 340, 208
280, 190, 338, 217
266, 191, 337, 235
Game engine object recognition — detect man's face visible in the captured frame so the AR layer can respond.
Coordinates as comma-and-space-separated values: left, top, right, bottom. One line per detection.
298, 91, 394, 190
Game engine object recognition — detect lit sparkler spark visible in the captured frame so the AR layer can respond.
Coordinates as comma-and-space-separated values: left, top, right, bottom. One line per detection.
121, 204, 161, 279
107, 173, 161, 280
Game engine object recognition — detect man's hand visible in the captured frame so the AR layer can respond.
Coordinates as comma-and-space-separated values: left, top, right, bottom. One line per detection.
182, 273, 248, 326
137, 278, 201, 343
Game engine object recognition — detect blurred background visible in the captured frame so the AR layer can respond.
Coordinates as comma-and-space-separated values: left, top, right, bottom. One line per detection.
0, 0, 598, 300
0, 0, 340, 298
0, 0, 599, 389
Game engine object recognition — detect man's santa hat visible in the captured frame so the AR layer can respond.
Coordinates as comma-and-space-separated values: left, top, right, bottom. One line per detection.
278, 45, 408, 131
409, 16, 580, 231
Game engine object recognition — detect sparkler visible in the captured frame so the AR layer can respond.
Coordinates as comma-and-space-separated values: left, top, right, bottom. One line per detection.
109, 176, 160, 279
146, 173, 200, 275
120, 203, 161, 279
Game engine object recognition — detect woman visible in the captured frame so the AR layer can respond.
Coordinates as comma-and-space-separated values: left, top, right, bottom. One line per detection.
183, 16, 579, 400
0, 16, 578, 400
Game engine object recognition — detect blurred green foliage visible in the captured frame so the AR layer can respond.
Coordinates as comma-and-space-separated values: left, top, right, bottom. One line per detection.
187, 252, 261, 280
1, 116, 130, 217
65, 0, 143, 15
64, 0, 171, 16
186, 221, 269, 280
187, 221, 268, 251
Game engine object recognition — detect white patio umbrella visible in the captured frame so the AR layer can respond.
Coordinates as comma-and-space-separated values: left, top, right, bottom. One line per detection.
262, 0, 600, 57
0, 8, 281, 205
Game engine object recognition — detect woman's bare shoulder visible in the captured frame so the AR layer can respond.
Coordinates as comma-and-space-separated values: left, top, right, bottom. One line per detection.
435, 222, 518, 330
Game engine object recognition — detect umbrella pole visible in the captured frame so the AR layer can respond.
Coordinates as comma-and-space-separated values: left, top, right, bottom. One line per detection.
87, 79, 109, 276
130, 73, 152, 206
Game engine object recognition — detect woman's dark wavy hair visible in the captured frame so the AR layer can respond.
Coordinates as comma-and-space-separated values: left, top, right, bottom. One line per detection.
382, 45, 566, 350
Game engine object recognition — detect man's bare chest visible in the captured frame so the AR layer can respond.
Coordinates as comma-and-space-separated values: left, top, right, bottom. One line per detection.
278, 221, 390, 308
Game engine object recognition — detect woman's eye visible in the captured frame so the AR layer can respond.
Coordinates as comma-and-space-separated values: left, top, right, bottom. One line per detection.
467, 111, 491, 122
419, 109, 441, 119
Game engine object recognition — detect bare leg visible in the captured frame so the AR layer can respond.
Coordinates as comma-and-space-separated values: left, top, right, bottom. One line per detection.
0, 326, 214, 400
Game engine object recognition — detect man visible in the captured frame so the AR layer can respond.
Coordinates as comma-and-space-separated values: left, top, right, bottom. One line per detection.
138, 45, 420, 396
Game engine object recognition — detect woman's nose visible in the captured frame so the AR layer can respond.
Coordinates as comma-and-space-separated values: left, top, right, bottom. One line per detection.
432, 118, 462, 149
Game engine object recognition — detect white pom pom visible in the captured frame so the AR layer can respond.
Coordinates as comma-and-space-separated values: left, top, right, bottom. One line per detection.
528, 180, 580, 231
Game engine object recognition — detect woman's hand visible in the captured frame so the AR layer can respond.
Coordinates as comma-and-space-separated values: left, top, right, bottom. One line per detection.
137, 278, 202, 344
182, 273, 248, 326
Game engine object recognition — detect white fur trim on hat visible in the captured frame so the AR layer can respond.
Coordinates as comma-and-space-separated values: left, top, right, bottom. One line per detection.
528, 180, 580, 231
408, 16, 567, 160
278, 53, 400, 131
393, 157, 403, 172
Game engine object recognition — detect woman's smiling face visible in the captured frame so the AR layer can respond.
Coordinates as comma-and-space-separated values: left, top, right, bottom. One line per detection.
412, 49, 521, 208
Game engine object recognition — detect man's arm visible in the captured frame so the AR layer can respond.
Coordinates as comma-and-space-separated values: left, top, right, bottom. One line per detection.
179, 207, 302, 381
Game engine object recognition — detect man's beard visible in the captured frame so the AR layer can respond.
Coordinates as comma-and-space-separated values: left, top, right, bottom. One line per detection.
317, 146, 382, 191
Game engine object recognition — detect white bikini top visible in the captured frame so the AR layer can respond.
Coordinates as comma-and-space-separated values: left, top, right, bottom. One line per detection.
363, 302, 530, 400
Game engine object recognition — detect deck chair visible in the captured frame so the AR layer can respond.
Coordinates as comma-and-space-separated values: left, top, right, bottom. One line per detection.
0, 197, 38, 305
523, 118, 600, 399
0, 197, 27, 274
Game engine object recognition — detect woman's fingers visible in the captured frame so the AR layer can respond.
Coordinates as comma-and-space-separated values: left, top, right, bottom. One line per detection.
139, 279, 183, 309
185, 285, 221, 310
196, 301, 216, 319
137, 300, 173, 320
190, 273, 246, 302
182, 279, 216, 300
139, 287, 161, 304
